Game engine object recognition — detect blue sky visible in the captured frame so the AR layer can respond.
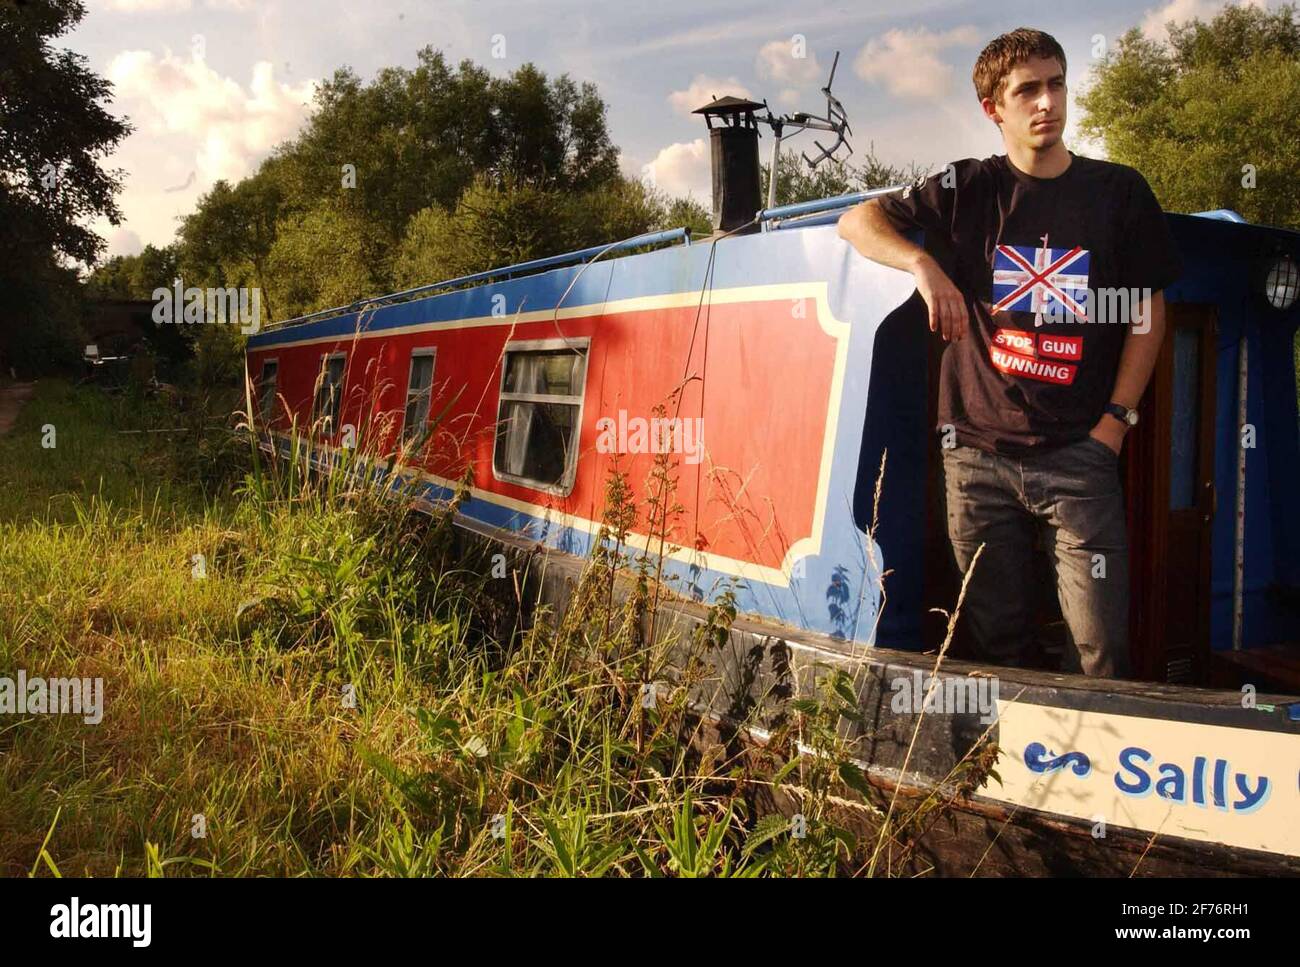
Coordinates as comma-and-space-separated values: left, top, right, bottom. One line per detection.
70, 0, 1268, 257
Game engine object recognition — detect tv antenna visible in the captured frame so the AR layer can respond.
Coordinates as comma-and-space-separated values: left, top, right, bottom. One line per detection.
756, 50, 854, 210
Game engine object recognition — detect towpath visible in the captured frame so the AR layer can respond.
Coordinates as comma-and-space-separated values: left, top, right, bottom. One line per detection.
0, 382, 35, 436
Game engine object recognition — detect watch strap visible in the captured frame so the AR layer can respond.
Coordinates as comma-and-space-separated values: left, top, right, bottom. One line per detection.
1104, 402, 1135, 426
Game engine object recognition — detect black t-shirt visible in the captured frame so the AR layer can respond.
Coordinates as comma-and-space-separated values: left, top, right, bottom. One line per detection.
876, 151, 1183, 454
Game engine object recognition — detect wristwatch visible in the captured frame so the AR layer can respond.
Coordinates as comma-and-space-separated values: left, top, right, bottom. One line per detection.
1104, 402, 1139, 427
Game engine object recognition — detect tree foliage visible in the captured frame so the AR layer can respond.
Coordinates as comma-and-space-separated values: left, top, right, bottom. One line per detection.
391, 175, 684, 291
0, 0, 131, 266
153, 48, 665, 323
0, 0, 131, 373
84, 244, 179, 300
760, 145, 927, 209
1078, 3, 1300, 228
266, 203, 391, 319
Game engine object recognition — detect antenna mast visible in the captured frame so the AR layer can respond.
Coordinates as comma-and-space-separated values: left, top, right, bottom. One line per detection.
756, 50, 854, 210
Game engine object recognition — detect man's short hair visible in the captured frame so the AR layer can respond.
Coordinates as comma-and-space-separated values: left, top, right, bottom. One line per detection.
972, 28, 1067, 105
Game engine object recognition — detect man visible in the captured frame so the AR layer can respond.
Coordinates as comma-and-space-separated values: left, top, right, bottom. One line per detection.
836, 28, 1183, 678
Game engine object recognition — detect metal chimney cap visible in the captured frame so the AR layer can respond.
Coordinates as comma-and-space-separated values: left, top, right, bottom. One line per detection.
692, 95, 765, 116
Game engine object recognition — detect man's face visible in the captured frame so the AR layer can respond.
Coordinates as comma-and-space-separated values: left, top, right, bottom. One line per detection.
983, 55, 1067, 151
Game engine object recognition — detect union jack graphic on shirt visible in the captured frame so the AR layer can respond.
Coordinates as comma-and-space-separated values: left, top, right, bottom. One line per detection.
992, 234, 1090, 320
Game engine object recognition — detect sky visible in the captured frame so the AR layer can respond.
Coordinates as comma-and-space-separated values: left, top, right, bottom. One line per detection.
66, 0, 1273, 258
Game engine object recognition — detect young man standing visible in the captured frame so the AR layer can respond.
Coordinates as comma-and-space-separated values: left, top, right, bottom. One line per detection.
837, 28, 1183, 678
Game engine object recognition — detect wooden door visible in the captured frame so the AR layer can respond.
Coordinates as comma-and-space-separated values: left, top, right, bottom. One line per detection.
1126, 303, 1217, 682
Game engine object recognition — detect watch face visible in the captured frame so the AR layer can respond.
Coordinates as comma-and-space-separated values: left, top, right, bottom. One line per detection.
1126, 410, 1139, 426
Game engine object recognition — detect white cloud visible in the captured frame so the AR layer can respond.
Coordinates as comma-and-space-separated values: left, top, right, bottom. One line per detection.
91, 49, 316, 252
589, 1, 956, 63
1140, 0, 1268, 40
107, 49, 316, 184
853, 26, 981, 100
104, 226, 145, 258
101, 0, 192, 10
667, 75, 753, 116
100, 0, 255, 10
642, 138, 710, 202
755, 40, 823, 87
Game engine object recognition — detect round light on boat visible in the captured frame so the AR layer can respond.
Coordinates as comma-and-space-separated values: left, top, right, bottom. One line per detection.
1263, 254, 1299, 310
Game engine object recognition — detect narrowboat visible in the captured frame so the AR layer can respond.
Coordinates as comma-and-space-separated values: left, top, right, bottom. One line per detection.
245, 98, 1300, 875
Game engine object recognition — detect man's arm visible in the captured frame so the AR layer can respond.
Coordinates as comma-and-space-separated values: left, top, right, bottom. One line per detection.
837, 199, 970, 342
1091, 290, 1167, 454
1095, 169, 1184, 454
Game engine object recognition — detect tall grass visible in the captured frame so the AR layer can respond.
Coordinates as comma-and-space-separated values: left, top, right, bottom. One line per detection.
0, 379, 995, 876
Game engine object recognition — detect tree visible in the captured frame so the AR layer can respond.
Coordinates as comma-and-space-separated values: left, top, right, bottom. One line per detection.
561, 177, 671, 252
485, 64, 621, 191
391, 174, 684, 291
392, 177, 575, 289
759, 145, 927, 209
660, 196, 712, 238
271, 49, 621, 243
0, 0, 130, 266
178, 172, 283, 317
85, 244, 179, 300
1078, 4, 1300, 228
177, 48, 631, 327
0, 0, 130, 373
266, 203, 390, 320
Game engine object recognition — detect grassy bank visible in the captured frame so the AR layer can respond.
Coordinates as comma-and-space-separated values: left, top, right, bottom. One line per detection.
0, 380, 985, 876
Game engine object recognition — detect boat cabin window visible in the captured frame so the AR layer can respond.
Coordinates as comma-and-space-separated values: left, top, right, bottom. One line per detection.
402, 349, 437, 447
313, 352, 346, 435
257, 359, 278, 423
493, 339, 588, 494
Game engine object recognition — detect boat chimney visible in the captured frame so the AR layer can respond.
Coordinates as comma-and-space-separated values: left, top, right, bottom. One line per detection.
692, 96, 764, 236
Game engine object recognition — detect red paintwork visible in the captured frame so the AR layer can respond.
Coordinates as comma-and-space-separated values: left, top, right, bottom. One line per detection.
248, 297, 838, 570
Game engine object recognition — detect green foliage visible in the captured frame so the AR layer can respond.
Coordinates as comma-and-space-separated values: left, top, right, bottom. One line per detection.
0, 0, 130, 374
2, 258, 86, 376
760, 145, 927, 208
183, 323, 247, 392
0, 380, 999, 876
177, 173, 284, 314
84, 244, 180, 300
661, 195, 712, 238
1078, 4, 1300, 228
391, 174, 672, 289
392, 177, 566, 288
266, 203, 390, 319
0, 0, 131, 267
161, 48, 702, 328
280, 51, 618, 232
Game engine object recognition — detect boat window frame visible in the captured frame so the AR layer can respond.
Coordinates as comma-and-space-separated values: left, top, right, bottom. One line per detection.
400, 347, 438, 448
491, 336, 590, 496
312, 350, 347, 436
257, 357, 279, 424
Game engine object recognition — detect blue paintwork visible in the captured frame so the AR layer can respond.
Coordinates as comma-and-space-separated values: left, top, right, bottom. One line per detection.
1162, 214, 1300, 650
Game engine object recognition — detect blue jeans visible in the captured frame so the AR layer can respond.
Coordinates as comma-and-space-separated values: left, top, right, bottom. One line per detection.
940, 438, 1130, 678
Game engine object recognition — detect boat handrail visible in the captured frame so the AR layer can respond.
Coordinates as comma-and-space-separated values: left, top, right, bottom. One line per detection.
261, 226, 693, 332
1191, 209, 1247, 223
757, 184, 907, 229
